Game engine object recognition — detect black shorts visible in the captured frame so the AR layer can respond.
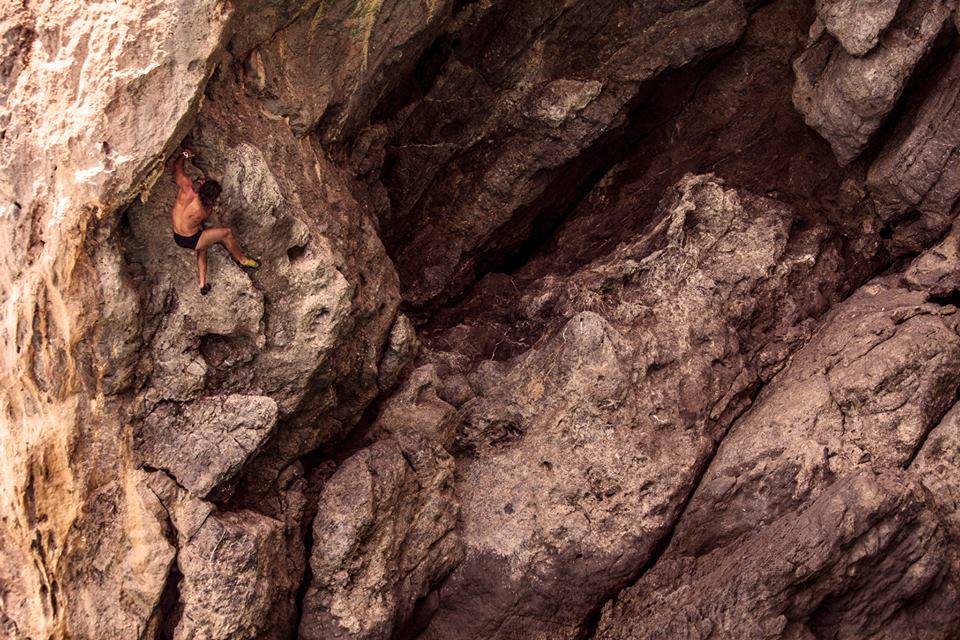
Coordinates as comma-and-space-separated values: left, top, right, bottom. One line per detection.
173, 228, 202, 250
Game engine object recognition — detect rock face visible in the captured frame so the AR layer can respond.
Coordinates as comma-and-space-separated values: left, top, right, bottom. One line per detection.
418, 173, 850, 640
299, 434, 460, 640
380, 0, 749, 309
793, 0, 952, 165
4, 0, 960, 639
595, 471, 955, 640
868, 48, 960, 253
135, 395, 278, 499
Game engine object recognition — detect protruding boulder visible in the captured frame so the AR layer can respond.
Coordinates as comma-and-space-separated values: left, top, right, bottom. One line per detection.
134, 395, 278, 499
815, 0, 903, 56
914, 403, 960, 533
299, 435, 461, 640
792, 0, 952, 165
595, 471, 957, 639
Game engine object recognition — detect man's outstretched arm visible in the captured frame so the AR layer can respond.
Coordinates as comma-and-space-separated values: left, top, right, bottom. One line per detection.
170, 149, 194, 192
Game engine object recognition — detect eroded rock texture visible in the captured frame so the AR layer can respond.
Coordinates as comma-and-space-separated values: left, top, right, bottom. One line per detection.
4, 0, 960, 639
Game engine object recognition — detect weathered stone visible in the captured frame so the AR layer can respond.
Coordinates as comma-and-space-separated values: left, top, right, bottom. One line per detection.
913, 403, 960, 546
868, 48, 960, 254
381, 0, 748, 308
595, 471, 957, 639
8, 0, 960, 636
815, 0, 904, 56
374, 363, 461, 451
175, 509, 287, 640
143, 464, 309, 640
135, 395, 278, 499
240, 0, 452, 140
672, 276, 960, 557
299, 435, 461, 640
0, 1, 231, 637
793, 0, 952, 165
57, 471, 177, 640
903, 215, 960, 297
421, 174, 848, 639
378, 313, 418, 392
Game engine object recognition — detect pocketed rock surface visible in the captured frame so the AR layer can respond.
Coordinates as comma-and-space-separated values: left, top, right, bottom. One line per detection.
4, 0, 960, 639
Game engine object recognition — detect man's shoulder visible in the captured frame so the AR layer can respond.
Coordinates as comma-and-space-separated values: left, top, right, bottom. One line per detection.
176, 185, 197, 202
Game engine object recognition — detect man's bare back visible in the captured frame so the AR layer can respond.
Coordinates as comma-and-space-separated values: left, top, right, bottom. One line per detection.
169, 148, 259, 295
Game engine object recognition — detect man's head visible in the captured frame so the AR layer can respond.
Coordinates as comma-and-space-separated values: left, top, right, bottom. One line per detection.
198, 179, 222, 207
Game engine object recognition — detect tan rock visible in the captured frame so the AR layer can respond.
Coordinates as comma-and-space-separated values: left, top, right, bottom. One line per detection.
0, 1, 231, 637
793, 0, 952, 165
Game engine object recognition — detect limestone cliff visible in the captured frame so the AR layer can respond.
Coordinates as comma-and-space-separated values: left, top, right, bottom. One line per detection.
3, 0, 960, 639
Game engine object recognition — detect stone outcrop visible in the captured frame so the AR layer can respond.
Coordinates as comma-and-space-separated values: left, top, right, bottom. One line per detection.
815, 0, 903, 56
379, 0, 749, 309
868, 48, 960, 253
792, 0, 953, 165
595, 471, 957, 639
5, 0, 960, 638
591, 217, 960, 639
299, 433, 460, 640
135, 395, 278, 499
417, 173, 851, 639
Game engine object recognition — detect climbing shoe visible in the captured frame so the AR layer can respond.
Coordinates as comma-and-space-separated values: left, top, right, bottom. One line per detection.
200, 283, 212, 296
238, 258, 260, 272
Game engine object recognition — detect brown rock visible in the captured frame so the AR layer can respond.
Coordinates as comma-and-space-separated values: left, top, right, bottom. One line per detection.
421, 174, 848, 639
240, 0, 452, 140
378, 313, 419, 392
175, 509, 287, 640
672, 277, 960, 557
595, 471, 957, 639
792, 0, 952, 165
0, 1, 231, 637
913, 403, 960, 548
868, 48, 960, 254
134, 395, 278, 499
8, 0, 960, 636
381, 0, 748, 308
299, 434, 461, 640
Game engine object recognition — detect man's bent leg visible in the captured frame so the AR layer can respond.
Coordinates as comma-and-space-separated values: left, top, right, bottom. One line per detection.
196, 227, 248, 264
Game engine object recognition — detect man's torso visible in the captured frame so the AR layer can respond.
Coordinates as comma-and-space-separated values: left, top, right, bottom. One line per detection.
171, 190, 207, 236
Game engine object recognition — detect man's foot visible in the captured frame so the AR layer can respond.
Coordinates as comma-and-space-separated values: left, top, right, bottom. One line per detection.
200, 283, 212, 296
238, 258, 260, 271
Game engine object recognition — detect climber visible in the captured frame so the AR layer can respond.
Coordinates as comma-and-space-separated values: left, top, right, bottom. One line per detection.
169, 148, 259, 295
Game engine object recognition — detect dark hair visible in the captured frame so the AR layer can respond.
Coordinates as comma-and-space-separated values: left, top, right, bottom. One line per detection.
198, 180, 222, 207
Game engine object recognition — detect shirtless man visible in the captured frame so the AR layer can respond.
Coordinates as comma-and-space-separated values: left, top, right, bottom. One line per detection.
170, 148, 259, 295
